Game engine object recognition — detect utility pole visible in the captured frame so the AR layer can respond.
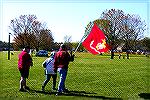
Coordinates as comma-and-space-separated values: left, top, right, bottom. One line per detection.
8, 33, 11, 60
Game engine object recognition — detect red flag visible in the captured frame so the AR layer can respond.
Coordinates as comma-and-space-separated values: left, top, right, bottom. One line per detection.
82, 23, 110, 55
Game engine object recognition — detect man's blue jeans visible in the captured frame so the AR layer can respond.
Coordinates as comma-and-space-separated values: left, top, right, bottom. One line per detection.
57, 68, 68, 92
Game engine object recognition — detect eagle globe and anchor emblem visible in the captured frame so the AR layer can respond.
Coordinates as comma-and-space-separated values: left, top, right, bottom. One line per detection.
89, 39, 107, 54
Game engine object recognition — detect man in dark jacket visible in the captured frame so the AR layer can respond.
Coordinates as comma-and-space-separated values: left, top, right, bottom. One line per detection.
54, 44, 74, 95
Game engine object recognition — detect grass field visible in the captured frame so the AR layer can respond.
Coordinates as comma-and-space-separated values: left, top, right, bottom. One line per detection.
0, 51, 149, 100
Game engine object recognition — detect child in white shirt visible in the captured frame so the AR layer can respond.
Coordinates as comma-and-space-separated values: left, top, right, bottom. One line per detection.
42, 51, 57, 91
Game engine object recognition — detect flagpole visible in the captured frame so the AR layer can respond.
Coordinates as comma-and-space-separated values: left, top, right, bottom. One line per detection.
73, 34, 86, 54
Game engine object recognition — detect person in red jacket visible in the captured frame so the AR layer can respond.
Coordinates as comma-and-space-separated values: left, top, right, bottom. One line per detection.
54, 44, 74, 96
18, 46, 33, 92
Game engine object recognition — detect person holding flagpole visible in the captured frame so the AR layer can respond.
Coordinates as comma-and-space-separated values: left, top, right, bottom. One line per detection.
54, 44, 74, 96
53, 22, 109, 96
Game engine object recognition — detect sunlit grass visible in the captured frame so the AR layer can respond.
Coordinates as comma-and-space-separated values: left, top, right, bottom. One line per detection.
0, 51, 149, 100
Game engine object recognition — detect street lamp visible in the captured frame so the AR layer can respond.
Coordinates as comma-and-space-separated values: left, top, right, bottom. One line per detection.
8, 33, 11, 60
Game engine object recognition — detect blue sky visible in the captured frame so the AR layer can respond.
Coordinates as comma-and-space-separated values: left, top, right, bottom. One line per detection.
0, 0, 149, 42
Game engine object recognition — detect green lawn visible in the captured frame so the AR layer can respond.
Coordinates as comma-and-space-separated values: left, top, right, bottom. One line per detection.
0, 51, 149, 100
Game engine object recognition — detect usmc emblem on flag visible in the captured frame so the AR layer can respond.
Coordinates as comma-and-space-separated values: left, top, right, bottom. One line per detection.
96, 39, 106, 50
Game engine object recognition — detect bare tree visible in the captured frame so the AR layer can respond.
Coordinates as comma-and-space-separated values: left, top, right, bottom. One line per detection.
64, 35, 72, 50
121, 14, 146, 49
100, 9, 126, 59
64, 35, 72, 43
100, 9, 146, 59
9, 14, 54, 51
39, 29, 54, 51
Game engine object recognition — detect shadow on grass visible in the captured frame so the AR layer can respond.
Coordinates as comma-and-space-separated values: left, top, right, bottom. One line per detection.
28, 89, 122, 100
26, 89, 57, 95
138, 93, 150, 99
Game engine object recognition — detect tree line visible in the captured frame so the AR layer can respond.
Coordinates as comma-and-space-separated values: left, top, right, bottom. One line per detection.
98, 9, 146, 58
9, 15, 54, 51
1, 9, 149, 57
7, 14, 85, 51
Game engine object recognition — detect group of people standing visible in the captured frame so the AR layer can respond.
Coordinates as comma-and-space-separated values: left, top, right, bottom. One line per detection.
18, 44, 74, 96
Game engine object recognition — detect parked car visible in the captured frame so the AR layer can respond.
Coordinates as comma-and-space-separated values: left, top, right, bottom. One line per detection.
36, 50, 48, 57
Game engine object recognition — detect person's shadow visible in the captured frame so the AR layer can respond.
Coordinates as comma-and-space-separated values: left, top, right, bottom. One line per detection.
28, 89, 122, 100
138, 93, 150, 99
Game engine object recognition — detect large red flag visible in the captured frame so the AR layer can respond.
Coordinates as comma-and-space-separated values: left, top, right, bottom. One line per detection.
82, 23, 110, 55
